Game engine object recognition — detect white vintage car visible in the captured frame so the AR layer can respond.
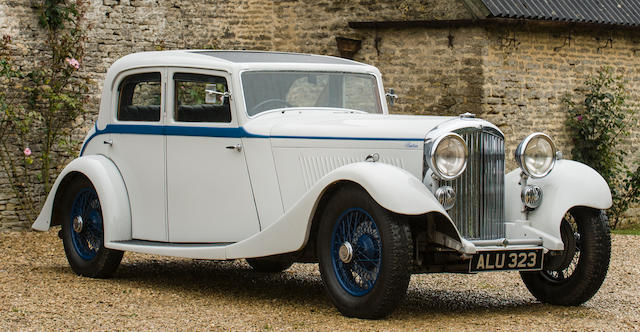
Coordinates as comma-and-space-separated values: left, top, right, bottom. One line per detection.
34, 50, 612, 319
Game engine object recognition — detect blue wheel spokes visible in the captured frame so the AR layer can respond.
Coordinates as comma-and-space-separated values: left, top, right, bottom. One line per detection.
70, 188, 103, 260
331, 208, 382, 296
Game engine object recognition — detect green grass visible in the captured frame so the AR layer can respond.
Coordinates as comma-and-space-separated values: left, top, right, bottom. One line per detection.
612, 228, 640, 235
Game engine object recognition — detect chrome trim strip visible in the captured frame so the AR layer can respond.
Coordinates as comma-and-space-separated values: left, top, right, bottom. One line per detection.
471, 238, 544, 247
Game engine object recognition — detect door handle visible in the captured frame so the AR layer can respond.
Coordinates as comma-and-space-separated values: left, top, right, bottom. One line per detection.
225, 144, 242, 152
103, 139, 113, 146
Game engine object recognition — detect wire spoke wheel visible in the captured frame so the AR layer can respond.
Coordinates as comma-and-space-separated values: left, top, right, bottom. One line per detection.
520, 208, 610, 306
61, 177, 123, 278
331, 208, 382, 296
317, 185, 411, 319
542, 213, 581, 283
70, 188, 103, 260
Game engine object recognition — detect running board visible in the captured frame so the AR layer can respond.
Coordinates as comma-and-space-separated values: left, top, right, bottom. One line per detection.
106, 240, 235, 260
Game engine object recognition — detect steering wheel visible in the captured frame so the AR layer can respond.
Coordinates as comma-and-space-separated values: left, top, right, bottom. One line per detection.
250, 99, 293, 114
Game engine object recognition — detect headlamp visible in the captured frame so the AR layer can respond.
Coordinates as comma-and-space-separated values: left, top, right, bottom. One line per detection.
427, 133, 468, 180
515, 133, 556, 178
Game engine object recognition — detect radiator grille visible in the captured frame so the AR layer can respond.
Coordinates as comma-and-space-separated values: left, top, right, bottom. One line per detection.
440, 127, 505, 240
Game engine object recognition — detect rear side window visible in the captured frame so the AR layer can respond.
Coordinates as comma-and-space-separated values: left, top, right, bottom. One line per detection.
117, 72, 161, 122
174, 73, 231, 123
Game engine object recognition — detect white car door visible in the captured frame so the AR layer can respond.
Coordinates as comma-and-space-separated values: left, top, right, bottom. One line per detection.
107, 69, 168, 242
165, 69, 260, 243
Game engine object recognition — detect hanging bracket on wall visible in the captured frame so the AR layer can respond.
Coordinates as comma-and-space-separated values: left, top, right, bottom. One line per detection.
596, 33, 614, 53
498, 29, 520, 50
374, 36, 382, 56
335, 37, 362, 59
553, 31, 572, 52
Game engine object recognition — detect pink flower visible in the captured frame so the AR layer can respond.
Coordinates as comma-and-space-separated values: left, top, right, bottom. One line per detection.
576, 115, 583, 121
65, 57, 80, 69
23, 147, 31, 156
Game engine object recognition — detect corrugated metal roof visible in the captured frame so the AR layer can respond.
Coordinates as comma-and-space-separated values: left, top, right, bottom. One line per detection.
482, 0, 640, 26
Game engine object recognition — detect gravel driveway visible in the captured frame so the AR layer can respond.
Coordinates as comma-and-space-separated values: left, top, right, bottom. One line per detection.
1, 230, 639, 331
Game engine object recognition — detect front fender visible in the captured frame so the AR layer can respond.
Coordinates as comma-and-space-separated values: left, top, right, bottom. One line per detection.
505, 159, 612, 250
331, 162, 448, 216
32, 155, 131, 244
226, 162, 457, 259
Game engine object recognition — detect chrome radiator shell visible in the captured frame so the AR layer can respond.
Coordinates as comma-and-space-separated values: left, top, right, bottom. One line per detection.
439, 127, 506, 240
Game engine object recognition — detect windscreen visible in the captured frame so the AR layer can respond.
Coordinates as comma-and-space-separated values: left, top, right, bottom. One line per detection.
242, 71, 382, 116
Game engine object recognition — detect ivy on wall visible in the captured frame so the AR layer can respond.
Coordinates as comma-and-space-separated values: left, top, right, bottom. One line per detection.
0, 0, 90, 223
565, 67, 640, 229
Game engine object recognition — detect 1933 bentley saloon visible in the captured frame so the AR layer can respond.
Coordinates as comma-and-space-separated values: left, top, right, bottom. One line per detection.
33, 50, 612, 319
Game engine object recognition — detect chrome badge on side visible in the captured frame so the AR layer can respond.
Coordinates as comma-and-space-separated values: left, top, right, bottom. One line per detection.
405, 142, 419, 148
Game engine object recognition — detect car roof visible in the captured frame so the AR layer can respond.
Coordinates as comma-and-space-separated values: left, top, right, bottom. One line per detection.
192, 50, 365, 65
106, 50, 372, 76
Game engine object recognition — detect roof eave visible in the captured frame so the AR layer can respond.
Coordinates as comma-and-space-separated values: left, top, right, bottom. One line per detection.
349, 17, 640, 30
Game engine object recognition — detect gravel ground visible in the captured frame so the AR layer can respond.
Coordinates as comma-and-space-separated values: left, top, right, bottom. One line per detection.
1, 230, 639, 331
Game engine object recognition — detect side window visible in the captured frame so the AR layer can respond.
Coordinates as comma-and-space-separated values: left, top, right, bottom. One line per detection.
174, 73, 231, 123
117, 72, 162, 122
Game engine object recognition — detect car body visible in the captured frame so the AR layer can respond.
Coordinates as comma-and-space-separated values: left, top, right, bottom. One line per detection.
34, 50, 613, 318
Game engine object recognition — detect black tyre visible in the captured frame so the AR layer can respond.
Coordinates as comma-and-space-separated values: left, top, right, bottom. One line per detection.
317, 185, 412, 319
246, 257, 293, 273
61, 177, 123, 278
520, 207, 610, 305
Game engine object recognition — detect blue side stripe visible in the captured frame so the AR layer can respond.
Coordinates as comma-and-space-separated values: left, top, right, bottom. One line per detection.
80, 123, 423, 156
95, 124, 269, 138
268, 135, 420, 141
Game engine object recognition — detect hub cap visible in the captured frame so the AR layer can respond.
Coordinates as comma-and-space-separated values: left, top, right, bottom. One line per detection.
330, 208, 382, 296
73, 215, 84, 233
339, 242, 354, 263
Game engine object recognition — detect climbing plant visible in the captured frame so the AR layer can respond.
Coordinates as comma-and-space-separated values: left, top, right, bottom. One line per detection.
565, 67, 640, 229
0, 0, 90, 223
0, 35, 38, 221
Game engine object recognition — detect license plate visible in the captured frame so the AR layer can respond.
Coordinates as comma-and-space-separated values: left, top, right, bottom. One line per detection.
470, 249, 543, 272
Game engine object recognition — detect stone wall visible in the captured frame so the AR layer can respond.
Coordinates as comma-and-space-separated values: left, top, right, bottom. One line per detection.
481, 25, 640, 223
0, 0, 638, 229
482, 25, 640, 165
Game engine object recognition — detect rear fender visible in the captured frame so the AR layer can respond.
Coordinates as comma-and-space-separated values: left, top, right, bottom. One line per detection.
32, 155, 131, 243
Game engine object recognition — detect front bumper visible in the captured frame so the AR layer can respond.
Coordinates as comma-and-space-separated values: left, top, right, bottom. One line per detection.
459, 219, 563, 256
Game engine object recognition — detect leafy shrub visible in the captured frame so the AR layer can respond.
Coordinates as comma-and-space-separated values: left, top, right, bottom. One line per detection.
0, 0, 89, 223
565, 67, 640, 228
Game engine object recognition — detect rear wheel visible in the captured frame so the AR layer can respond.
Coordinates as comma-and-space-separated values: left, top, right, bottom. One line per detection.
520, 208, 610, 305
317, 185, 412, 319
61, 177, 123, 278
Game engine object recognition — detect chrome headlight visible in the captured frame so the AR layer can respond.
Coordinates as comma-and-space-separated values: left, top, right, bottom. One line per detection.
426, 133, 468, 180
515, 133, 556, 178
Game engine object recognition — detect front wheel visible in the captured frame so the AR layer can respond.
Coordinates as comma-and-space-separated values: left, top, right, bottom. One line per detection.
317, 185, 412, 319
61, 177, 123, 278
520, 208, 611, 305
